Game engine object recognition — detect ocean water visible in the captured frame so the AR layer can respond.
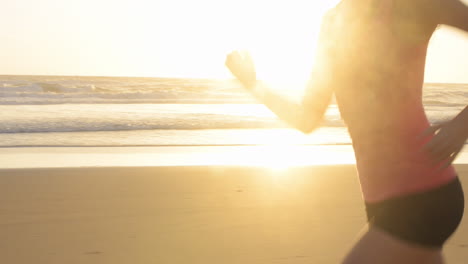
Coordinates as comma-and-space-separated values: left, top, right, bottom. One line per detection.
0, 75, 467, 148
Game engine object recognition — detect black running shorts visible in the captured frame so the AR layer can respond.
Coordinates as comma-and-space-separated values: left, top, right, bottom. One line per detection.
365, 177, 465, 248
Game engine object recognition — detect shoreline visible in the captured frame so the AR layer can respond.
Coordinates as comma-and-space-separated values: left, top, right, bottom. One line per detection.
2, 146, 468, 169
0, 145, 357, 169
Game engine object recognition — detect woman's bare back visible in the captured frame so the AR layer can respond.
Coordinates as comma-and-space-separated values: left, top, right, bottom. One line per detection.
324, 1, 434, 129
321, 1, 456, 201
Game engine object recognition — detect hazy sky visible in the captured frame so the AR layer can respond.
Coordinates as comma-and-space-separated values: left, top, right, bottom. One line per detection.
1, 0, 468, 83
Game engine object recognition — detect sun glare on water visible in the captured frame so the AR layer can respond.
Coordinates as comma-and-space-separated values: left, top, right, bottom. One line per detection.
217, 145, 354, 172
212, 104, 352, 169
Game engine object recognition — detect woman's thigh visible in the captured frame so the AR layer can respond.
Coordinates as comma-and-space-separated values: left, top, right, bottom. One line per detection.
341, 225, 444, 264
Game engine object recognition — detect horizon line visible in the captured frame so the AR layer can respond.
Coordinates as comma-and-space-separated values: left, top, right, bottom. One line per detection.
0, 74, 465, 84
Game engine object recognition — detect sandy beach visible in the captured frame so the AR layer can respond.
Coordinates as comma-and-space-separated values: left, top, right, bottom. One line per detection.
0, 165, 467, 264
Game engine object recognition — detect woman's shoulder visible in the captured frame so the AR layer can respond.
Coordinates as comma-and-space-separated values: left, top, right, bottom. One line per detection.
393, 0, 441, 43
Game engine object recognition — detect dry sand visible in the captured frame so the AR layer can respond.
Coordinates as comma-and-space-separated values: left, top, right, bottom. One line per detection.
1, 165, 467, 264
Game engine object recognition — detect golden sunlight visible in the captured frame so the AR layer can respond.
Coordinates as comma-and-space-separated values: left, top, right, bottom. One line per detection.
154, 1, 338, 81
225, 1, 336, 89
113, 0, 345, 84
219, 145, 355, 169
210, 104, 353, 169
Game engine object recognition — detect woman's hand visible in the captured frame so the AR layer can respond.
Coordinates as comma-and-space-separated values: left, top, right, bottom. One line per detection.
422, 120, 468, 169
225, 50, 257, 89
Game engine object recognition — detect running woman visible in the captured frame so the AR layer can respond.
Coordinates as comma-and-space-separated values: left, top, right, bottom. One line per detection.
225, 0, 468, 263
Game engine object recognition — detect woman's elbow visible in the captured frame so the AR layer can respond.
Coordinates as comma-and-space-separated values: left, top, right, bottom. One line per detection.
292, 107, 325, 134
297, 120, 319, 134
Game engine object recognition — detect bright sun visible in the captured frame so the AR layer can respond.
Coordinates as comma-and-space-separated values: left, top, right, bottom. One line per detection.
153, 1, 340, 86
219, 1, 339, 93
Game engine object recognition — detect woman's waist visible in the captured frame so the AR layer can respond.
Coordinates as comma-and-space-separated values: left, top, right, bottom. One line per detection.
343, 110, 428, 137
351, 128, 429, 155
352, 133, 434, 170
355, 155, 457, 203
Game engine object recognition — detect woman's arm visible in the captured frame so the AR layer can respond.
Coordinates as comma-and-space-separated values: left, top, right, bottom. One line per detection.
437, 0, 468, 32
452, 106, 468, 133
225, 11, 335, 134
421, 0, 468, 168
225, 49, 333, 134
423, 106, 468, 168
247, 73, 333, 134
